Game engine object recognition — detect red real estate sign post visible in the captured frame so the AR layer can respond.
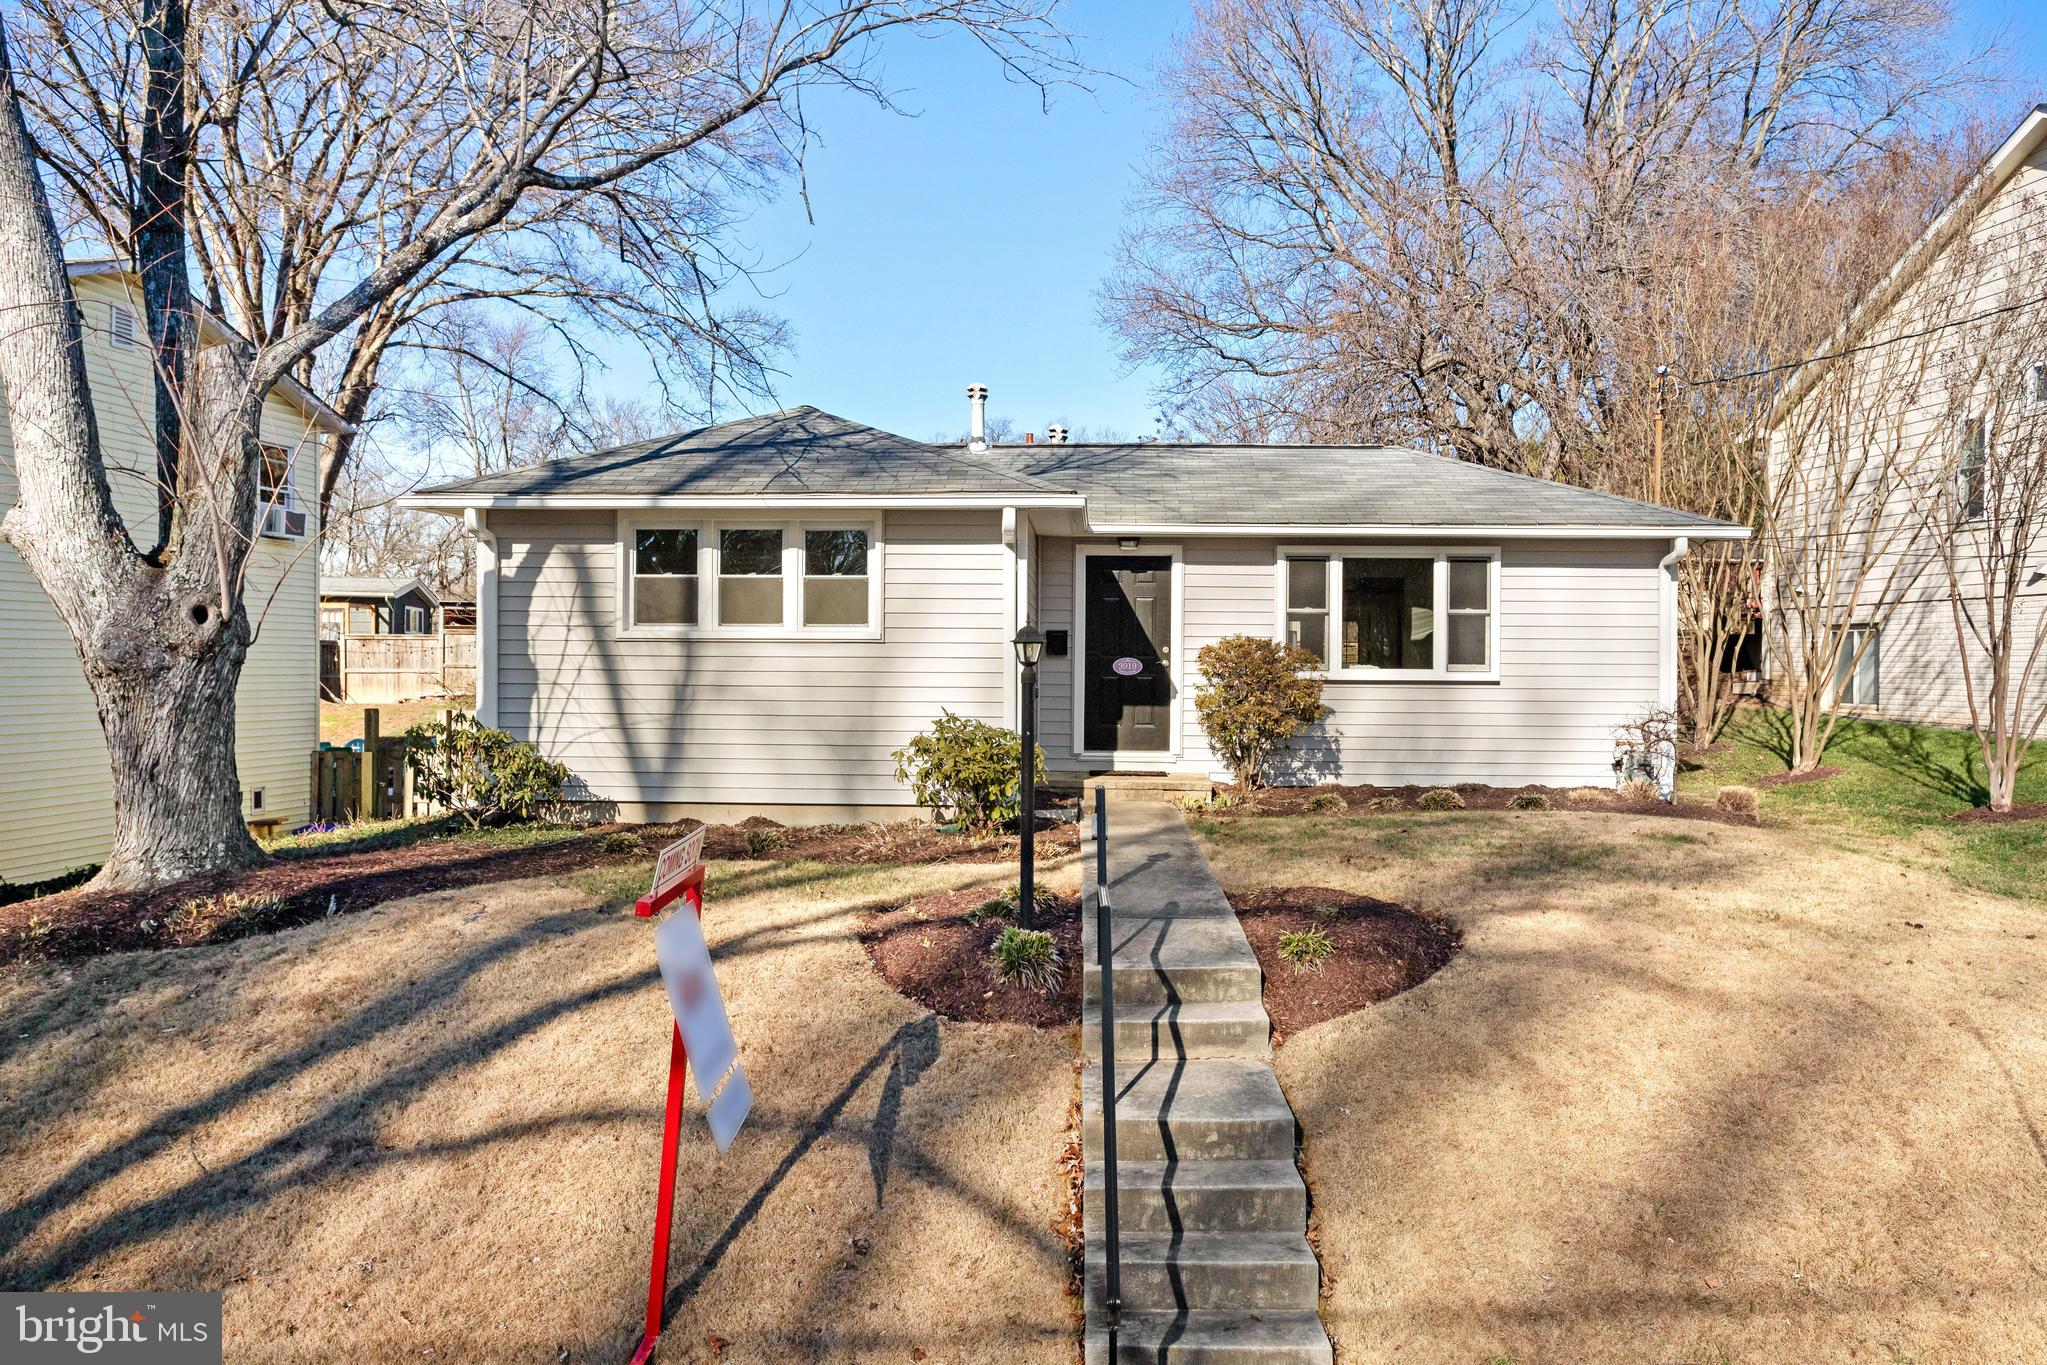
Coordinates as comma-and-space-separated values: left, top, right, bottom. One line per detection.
628, 826, 752, 1365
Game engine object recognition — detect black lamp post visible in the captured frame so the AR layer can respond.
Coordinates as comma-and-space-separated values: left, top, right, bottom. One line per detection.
1014, 624, 1045, 930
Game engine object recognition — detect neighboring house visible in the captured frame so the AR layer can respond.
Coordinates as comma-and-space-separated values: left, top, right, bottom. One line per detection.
1764, 105, 2047, 728
320, 576, 442, 638
402, 400, 1743, 822
0, 262, 346, 884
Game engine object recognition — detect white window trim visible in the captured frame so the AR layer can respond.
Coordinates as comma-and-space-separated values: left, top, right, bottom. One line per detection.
615, 512, 883, 640
404, 605, 428, 633
1273, 544, 1501, 683
1071, 541, 1184, 763
255, 442, 308, 540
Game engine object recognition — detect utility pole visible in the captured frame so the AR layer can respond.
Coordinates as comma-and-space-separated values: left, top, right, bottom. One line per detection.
1651, 364, 1670, 505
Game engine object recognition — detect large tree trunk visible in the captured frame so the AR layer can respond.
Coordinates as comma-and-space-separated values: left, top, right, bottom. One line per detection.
82, 583, 263, 890
2, 18, 265, 892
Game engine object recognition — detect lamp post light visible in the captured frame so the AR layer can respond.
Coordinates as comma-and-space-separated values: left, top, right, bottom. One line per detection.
1013, 624, 1045, 930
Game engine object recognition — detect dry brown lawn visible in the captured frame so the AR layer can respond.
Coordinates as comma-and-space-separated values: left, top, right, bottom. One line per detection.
0, 854, 1082, 1363
1198, 811, 2047, 1365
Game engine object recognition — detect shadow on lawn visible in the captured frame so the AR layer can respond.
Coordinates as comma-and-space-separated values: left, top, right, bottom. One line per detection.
1854, 719, 1988, 806
1, 876, 1073, 1360
1240, 819, 2047, 1355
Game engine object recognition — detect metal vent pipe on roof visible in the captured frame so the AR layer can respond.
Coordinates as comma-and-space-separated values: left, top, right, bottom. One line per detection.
968, 383, 989, 452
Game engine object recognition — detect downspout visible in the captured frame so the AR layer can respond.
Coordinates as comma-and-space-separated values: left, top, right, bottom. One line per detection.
466, 508, 498, 728
1001, 506, 1019, 731
1656, 537, 1690, 799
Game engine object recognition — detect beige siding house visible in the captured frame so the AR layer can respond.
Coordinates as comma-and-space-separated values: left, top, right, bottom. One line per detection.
0, 263, 346, 886
406, 402, 1742, 820
1764, 105, 2047, 729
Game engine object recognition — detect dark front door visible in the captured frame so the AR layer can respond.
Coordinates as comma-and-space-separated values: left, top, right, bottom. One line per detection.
1084, 555, 1172, 753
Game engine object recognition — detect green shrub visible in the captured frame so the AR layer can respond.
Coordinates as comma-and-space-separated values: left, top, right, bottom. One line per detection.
1276, 926, 1335, 972
1508, 792, 1551, 812
1418, 788, 1465, 812
743, 826, 789, 857
891, 710, 1047, 832
403, 714, 570, 829
1192, 635, 1327, 789
989, 927, 1062, 990
1305, 792, 1345, 813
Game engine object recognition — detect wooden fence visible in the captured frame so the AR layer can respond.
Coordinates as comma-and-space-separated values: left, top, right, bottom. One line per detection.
309, 707, 454, 822
324, 632, 478, 704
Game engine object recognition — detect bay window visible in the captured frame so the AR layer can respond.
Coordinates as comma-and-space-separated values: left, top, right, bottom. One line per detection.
1280, 548, 1498, 679
621, 515, 880, 636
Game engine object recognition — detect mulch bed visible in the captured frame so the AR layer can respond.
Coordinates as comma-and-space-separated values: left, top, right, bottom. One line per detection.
859, 882, 1460, 1041
1228, 782, 1758, 827
702, 815, 1078, 865
1952, 802, 2047, 824
1229, 887, 1461, 1043
1754, 766, 1843, 788
0, 817, 1078, 972
857, 886, 1082, 1028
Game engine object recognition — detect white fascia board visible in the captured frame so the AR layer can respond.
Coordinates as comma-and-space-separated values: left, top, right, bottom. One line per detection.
399, 493, 1086, 514
1084, 521, 1751, 540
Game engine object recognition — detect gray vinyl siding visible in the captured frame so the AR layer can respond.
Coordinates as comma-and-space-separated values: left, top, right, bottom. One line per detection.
490, 508, 1010, 810
1039, 536, 1665, 789
1765, 129, 2047, 729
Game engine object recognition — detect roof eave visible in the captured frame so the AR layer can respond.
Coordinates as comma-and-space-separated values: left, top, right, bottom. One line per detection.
1082, 520, 1750, 540
398, 491, 1090, 514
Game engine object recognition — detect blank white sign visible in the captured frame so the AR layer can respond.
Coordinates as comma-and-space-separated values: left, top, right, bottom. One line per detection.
654, 906, 753, 1152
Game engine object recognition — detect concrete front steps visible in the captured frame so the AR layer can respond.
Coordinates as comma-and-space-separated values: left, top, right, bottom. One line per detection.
1080, 799, 1332, 1365
1076, 772, 1215, 812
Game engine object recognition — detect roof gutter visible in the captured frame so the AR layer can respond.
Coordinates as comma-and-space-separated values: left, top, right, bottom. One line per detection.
1083, 521, 1751, 540
399, 492, 1089, 514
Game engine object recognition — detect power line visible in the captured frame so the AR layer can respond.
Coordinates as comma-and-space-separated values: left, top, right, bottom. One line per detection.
1679, 294, 2047, 389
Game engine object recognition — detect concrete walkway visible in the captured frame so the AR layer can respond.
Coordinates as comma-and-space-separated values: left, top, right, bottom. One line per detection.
1081, 799, 1332, 1364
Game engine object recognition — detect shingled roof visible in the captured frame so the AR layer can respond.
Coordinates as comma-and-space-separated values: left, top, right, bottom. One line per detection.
411, 405, 1740, 534
418, 406, 1067, 499
1011, 441, 1735, 530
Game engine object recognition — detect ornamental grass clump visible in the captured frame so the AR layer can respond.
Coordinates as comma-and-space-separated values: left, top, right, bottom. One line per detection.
1418, 788, 1465, 812
1509, 792, 1551, 811
989, 926, 1061, 991
1193, 636, 1326, 789
1277, 926, 1336, 973
1717, 785, 1761, 817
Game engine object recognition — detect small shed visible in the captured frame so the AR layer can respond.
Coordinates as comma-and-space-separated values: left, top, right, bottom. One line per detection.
320, 576, 440, 638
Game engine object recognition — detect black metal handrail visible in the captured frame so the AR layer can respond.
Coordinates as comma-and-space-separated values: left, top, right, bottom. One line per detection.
1094, 794, 1122, 1353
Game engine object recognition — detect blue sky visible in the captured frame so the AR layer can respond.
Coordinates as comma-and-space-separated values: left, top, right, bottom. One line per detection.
616, 0, 2047, 445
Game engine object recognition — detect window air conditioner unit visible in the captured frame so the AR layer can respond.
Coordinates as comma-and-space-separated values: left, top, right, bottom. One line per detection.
261, 505, 308, 539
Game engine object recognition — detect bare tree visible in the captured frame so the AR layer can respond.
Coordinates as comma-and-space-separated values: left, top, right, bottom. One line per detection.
325, 312, 668, 595
1926, 205, 2047, 811
9, 0, 801, 524
1104, 0, 1986, 490
0, 0, 1076, 890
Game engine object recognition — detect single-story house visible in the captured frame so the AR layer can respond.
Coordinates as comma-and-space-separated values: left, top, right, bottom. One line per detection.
402, 398, 1745, 822
2, 262, 341, 885
319, 575, 442, 638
